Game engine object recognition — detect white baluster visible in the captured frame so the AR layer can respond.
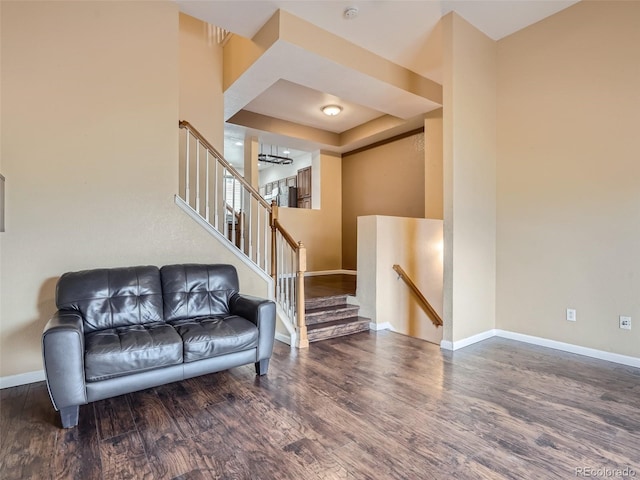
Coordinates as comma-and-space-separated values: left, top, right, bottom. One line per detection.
195, 140, 200, 214
256, 202, 261, 268
214, 160, 219, 231
185, 130, 190, 204
205, 150, 210, 222
248, 196, 253, 261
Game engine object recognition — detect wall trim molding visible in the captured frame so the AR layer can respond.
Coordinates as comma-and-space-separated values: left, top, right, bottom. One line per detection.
440, 329, 640, 368
5, 330, 637, 389
342, 127, 425, 158
275, 332, 293, 346
440, 329, 496, 351
494, 330, 640, 368
305, 270, 357, 277
0, 369, 45, 389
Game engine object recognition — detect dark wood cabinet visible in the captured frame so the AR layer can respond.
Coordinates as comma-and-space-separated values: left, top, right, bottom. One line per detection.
296, 166, 311, 209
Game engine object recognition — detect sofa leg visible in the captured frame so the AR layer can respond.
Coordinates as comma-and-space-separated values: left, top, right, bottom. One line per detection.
255, 359, 269, 376
59, 405, 79, 428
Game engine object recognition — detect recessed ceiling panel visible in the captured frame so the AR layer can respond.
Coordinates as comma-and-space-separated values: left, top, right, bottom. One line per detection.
243, 79, 386, 134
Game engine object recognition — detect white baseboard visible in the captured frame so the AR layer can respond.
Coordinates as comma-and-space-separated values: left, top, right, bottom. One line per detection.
275, 332, 293, 346
440, 329, 497, 351
370, 322, 392, 331
4, 330, 635, 389
305, 270, 357, 276
494, 330, 640, 368
439, 328, 639, 368
0, 369, 45, 389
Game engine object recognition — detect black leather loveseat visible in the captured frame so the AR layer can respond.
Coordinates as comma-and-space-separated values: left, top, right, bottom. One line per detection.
42, 263, 276, 428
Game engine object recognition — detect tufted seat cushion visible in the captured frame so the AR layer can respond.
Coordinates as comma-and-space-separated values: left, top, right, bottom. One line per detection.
85, 322, 183, 382
169, 316, 259, 363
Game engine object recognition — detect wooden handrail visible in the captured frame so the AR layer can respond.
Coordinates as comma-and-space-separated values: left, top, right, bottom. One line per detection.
225, 202, 241, 221
273, 218, 298, 250
179, 120, 271, 210
393, 264, 443, 327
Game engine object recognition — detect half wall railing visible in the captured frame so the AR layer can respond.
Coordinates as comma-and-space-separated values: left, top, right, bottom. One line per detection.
177, 120, 307, 347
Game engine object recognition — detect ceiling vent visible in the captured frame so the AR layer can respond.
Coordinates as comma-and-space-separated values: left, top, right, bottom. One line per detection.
344, 7, 359, 20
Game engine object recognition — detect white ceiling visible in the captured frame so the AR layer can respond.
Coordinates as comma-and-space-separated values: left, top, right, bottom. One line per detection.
243, 79, 386, 133
177, 0, 580, 167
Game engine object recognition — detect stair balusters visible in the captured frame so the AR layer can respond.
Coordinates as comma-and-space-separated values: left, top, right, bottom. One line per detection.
178, 121, 308, 347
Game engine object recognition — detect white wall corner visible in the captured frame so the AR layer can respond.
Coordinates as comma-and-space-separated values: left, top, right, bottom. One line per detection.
440, 340, 453, 350
370, 322, 392, 331
440, 329, 496, 351
275, 331, 294, 346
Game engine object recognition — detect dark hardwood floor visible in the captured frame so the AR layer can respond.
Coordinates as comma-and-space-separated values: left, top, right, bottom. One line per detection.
305, 274, 356, 299
1, 332, 639, 479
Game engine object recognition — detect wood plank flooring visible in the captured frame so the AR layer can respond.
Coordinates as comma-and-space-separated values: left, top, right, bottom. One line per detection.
304, 274, 356, 299
1, 332, 639, 479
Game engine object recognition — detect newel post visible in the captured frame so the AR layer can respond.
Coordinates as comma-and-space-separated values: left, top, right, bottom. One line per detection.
296, 241, 309, 348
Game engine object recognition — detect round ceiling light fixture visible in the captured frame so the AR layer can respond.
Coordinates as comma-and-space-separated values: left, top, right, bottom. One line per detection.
322, 104, 343, 116
344, 7, 359, 20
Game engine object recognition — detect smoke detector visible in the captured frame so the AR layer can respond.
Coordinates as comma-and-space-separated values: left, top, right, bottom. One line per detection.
344, 7, 359, 19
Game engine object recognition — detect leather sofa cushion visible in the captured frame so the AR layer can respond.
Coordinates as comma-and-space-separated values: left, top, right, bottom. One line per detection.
161, 264, 240, 322
85, 322, 183, 382
57, 266, 163, 333
169, 316, 258, 363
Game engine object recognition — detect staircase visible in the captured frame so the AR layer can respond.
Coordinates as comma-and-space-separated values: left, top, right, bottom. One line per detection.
177, 121, 374, 346
177, 120, 308, 348
305, 295, 370, 342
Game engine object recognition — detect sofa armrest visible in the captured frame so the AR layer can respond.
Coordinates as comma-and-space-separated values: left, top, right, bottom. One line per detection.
229, 294, 276, 361
42, 310, 87, 410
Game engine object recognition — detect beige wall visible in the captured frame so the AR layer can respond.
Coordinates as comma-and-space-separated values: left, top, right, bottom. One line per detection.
425, 109, 443, 220
179, 13, 224, 149
277, 151, 342, 272
496, 1, 640, 357
342, 133, 426, 270
0, 1, 267, 380
442, 13, 497, 344
357, 216, 443, 345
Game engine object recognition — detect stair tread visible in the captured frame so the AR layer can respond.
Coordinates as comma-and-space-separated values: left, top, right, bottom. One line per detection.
306, 316, 370, 342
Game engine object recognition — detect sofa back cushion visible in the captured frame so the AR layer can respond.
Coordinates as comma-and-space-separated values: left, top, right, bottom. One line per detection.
160, 264, 239, 322
56, 266, 163, 333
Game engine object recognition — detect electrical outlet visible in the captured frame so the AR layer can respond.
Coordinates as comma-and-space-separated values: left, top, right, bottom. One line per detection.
619, 316, 631, 330
566, 308, 576, 322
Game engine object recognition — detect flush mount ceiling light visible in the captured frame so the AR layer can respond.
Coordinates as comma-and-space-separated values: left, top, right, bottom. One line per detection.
322, 104, 343, 116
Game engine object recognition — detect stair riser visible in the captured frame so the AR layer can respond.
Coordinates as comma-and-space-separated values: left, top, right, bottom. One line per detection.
306, 308, 360, 325
305, 295, 349, 310
307, 321, 370, 343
